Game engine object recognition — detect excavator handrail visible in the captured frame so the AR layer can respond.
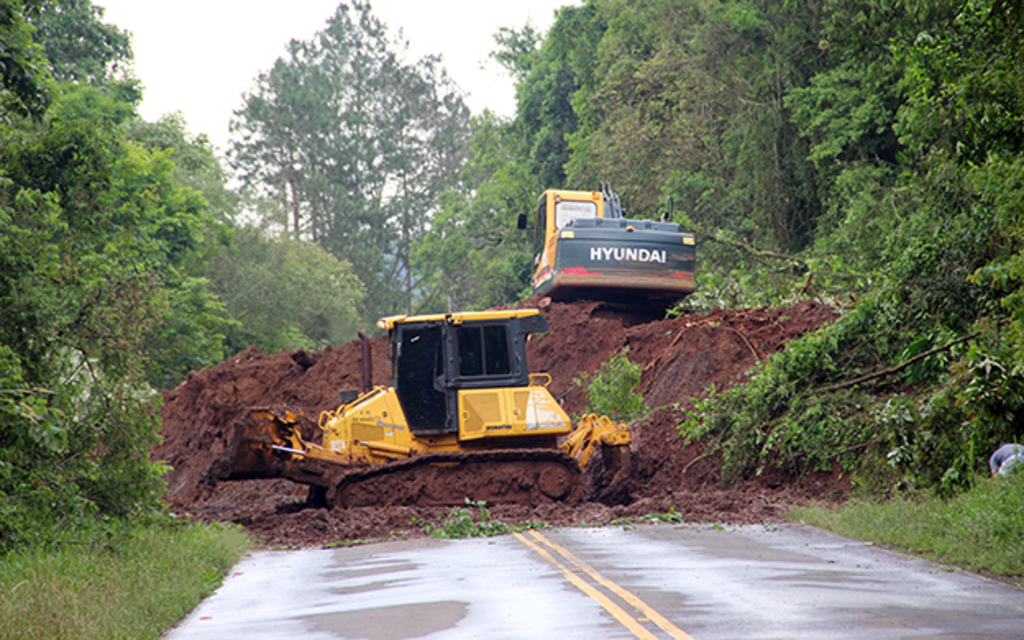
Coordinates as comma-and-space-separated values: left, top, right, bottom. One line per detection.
528, 372, 553, 387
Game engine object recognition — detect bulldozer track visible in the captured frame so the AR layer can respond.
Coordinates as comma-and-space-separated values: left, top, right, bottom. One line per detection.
327, 449, 584, 508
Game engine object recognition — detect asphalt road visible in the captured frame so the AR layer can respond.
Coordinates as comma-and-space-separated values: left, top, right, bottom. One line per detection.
166, 523, 1024, 639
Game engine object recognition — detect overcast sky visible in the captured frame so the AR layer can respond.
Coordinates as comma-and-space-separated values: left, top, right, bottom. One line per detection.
97, 1, 570, 154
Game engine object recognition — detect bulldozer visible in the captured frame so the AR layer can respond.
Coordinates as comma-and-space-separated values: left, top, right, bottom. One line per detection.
217, 308, 632, 508
518, 185, 696, 307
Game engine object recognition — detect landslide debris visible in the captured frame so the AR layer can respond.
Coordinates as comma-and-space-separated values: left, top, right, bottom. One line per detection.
155, 300, 844, 547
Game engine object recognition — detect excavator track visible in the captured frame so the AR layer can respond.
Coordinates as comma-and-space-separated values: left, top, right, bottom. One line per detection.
326, 449, 584, 509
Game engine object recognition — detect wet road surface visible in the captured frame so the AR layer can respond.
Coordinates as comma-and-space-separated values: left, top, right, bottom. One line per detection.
166, 523, 1024, 639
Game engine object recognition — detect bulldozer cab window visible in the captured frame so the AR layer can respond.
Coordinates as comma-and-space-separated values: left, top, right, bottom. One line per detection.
394, 324, 447, 433
455, 324, 511, 378
555, 200, 597, 229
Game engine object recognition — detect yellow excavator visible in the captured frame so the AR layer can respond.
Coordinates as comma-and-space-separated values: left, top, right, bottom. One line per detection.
218, 309, 632, 507
518, 185, 696, 306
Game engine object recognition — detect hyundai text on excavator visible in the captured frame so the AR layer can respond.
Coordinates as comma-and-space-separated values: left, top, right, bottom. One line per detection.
518, 186, 696, 307
217, 308, 632, 508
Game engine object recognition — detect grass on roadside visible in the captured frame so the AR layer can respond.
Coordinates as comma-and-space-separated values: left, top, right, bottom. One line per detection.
0, 521, 250, 640
789, 472, 1024, 577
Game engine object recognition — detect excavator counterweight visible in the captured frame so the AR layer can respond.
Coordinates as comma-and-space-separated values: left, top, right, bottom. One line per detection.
519, 187, 696, 307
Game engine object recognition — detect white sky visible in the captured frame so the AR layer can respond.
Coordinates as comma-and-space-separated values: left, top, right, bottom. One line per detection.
97, 1, 570, 155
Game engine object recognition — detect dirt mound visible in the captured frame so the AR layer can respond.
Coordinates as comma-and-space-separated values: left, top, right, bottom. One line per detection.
156, 338, 391, 505
156, 300, 842, 547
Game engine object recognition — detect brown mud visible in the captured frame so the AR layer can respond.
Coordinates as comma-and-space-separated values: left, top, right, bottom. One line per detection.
155, 299, 846, 548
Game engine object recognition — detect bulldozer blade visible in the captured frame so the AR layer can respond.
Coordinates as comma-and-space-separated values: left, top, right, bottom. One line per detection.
212, 406, 351, 492
215, 406, 308, 481
581, 442, 633, 506
601, 444, 632, 488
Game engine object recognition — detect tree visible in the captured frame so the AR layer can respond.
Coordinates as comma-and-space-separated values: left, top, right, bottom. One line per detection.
0, 0, 248, 550
674, 0, 1024, 492
0, 108, 169, 551
125, 114, 238, 225
27, 0, 131, 84
230, 2, 470, 323
0, 0, 51, 119
495, 3, 605, 190
413, 112, 539, 312
208, 226, 364, 353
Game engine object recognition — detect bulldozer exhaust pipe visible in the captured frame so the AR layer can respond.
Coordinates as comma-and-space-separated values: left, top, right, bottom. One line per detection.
358, 330, 372, 393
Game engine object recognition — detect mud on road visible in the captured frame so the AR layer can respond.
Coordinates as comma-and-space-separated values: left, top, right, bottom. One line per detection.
155, 300, 846, 547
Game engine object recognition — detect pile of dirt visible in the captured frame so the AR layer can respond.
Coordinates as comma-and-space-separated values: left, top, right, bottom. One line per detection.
155, 299, 844, 547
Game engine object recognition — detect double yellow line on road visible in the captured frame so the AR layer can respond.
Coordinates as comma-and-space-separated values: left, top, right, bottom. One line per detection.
513, 530, 694, 640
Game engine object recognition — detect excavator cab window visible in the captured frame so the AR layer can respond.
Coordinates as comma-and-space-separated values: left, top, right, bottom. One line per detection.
554, 199, 597, 228
532, 196, 546, 260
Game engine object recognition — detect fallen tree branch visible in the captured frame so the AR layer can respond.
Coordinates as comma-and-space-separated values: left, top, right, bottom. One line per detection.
727, 325, 763, 361
707, 232, 808, 271
818, 331, 981, 393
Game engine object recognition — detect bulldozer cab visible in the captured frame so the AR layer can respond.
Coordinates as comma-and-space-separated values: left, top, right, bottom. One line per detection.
382, 311, 547, 436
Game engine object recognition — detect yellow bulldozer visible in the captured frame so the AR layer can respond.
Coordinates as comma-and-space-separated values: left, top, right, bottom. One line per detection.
218, 309, 633, 508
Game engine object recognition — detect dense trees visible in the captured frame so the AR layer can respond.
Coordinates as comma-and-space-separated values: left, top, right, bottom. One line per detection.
0, 68, 179, 549
0, 0, 363, 552
660, 0, 1024, 491
229, 2, 470, 321
0, 0, 372, 554
4, 0, 1024, 552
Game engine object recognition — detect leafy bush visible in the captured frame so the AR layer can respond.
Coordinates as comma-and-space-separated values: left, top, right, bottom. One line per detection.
573, 348, 649, 423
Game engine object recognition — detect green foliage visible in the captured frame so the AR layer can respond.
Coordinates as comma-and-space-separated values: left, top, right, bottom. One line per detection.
0, 2, 242, 551
142, 273, 236, 390
893, 0, 1024, 164
503, 3, 605, 189
574, 348, 648, 423
415, 499, 547, 538
412, 113, 539, 311
0, 111, 177, 551
28, 0, 132, 84
0, 0, 51, 119
208, 226, 364, 352
124, 114, 239, 225
665, 0, 1024, 496
610, 507, 687, 528
0, 521, 250, 640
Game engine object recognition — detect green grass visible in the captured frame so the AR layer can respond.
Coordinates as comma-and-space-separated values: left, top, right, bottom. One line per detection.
0, 521, 250, 640
789, 473, 1024, 577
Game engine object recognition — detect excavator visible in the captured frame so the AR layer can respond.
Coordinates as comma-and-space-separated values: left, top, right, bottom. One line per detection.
216, 308, 632, 508
518, 185, 696, 307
